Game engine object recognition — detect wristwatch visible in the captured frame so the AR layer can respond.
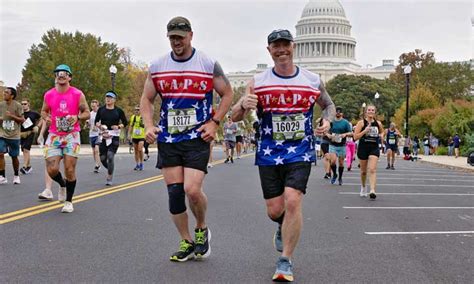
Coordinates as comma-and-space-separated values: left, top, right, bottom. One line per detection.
210, 117, 220, 126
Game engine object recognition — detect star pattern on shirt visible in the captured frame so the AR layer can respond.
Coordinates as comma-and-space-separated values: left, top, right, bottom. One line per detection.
302, 153, 312, 162
192, 102, 200, 109
263, 146, 272, 156
188, 131, 198, 139
263, 125, 272, 135
287, 146, 297, 154
165, 135, 174, 143
275, 140, 284, 146
160, 110, 165, 118
274, 156, 284, 165
167, 101, 175, 110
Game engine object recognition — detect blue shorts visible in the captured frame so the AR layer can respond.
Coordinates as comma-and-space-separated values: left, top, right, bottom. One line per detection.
89, 136, 99, 148
0, 138, 20, 157
329, 145, 346, 157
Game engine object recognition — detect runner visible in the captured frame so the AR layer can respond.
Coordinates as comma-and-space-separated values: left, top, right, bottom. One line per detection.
41, 64, 90, 213
345, 125, 356, 171
235, 120, 245, 159
19, 99, 42, 175
223, 116, 237, 163
86, 99, 101, 173
327, 107, 352, 185
139, 16, 233, 262
0, 87, 25, 184
321, 134, 331, 179
383, 122, 401, 170
128, 105, 145, 171
354, 105, 383, 199
94, 91, 128, 185
231, 29, 335, 282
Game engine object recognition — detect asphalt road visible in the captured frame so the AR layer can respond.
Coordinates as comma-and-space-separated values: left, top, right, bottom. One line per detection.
1, 150, 473, 283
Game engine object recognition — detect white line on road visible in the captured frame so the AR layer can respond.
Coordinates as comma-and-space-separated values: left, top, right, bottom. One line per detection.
344, 207, 474, 209
342, 177, 474, 182
339, 192, 474, 196
365, 231, 474, 235
343, 183, 474, 188
345, 173, 474, 178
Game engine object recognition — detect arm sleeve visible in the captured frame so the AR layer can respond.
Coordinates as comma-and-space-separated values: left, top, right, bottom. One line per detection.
120, 109, 128, 127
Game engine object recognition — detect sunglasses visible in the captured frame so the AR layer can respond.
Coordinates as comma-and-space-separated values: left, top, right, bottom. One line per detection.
267, 29, 292, 43
167, 22, 191, 32
21, 103, 29, 105
55, 71, 70, 78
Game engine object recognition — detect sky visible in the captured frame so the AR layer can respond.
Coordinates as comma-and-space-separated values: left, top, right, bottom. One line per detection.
1, 0, 472, 87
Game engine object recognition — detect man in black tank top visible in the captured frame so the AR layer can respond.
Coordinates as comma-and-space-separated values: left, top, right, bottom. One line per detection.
383, 122, 401, 169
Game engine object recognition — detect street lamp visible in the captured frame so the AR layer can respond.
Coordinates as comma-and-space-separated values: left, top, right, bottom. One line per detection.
403, 65, 412, 137
361, 102, 366, 119
109, 64, 117, 91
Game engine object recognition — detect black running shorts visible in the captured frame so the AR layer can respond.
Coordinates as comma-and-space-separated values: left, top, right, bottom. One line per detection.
20, 132, 35, 151
157, 138, 210, 174
236, 136, 243, 143
357, 142, 380, 160
258, 162, 312, 199
321, 143, 329, 155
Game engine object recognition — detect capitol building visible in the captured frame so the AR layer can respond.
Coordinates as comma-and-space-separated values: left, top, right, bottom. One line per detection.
227, 0, 395, 87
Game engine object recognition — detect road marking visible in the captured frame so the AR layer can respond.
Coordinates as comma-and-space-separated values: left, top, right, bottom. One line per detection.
344, 207, 474, 209
0, 176, 165, 224
365, 231, 474, 235
342, 183, 474, 188
339, 192, 474, 196
342, 177, 474, 182
0, 155, 249, 225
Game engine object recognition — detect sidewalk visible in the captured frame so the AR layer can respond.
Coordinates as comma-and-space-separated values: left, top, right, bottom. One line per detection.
416, 154, 474, 172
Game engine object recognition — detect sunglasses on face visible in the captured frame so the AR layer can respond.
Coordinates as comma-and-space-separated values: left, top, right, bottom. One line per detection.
22, 103, 29, 105
55, 71, 70, 78
167, 22, 191, 31
268, 29, 292, 43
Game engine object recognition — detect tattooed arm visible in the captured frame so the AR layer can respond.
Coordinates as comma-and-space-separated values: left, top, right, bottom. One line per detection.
314, 81, 336, 135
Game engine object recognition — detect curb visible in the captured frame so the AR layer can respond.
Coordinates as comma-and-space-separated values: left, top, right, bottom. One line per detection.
417, 159, 474, 173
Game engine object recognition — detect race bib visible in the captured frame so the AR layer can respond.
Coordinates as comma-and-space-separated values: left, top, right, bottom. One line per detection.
334, 134, 342, 143
56, 117, 73, 132
167, 108, 198, 134
226, 128, 233, 135
367, 126, 379, 137
272, 113, 305, 141
388, 138, 396, 145
2, 120, 15, 131
134, 128, 143, 136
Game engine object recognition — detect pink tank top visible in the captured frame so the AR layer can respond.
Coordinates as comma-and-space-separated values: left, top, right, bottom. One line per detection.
44, 86, 82, 135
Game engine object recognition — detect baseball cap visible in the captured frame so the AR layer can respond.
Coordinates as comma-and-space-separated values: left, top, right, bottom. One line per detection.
105, 91, 117, 99
167, 16, 192, 37
336, 106, 343, 113
267, 29, 293, 44
53, 64, 72, 75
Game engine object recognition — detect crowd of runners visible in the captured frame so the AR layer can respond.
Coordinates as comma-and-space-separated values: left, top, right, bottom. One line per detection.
1, 16, 430, 282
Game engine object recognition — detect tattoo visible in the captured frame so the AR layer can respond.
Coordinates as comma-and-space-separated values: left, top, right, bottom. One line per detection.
213, 61, 230, 86
316, 81, 336, 122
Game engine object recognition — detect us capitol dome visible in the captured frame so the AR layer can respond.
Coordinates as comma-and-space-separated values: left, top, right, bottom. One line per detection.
228, 0, 395, 86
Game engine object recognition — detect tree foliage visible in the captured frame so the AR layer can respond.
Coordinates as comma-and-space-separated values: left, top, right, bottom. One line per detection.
18, 29, 131, 111
326, 74, 400, 125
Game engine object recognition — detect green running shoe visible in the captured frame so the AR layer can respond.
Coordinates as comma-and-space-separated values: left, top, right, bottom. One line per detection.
194, 227, 211, 259
170, 239, 195, 262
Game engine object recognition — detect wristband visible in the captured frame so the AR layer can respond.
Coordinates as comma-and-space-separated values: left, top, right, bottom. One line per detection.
210, 117, 220, 126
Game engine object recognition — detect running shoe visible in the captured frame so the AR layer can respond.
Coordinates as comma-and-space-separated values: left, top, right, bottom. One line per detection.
0, 176, 8, 184
94, 165, 101, 173
106, 177, 113, 186
207, 163, 213, 168
133, 164, 140, 171
330, 174, 338, 185
13, 176, 21, 184
272, 257, 294, 282
20, 167, 26, 175
38, 188, 53, 200
323, 173, 331, 179
194, 227, 211, 259
385, 165, 390, 169
139, 163, 144, 171
230, 157, 234, 163
25, 167, 33, 174
170, 239, 195, 262
61, 201, 74, 213
391, 165, 395, 170
359, 185, 368, 197
347, 166, 351, 171
369, 192, 377, 200
224, 158, 229, 164
58, 187, 66, 202
338, 178, 343, 186
144, 154, 150, 162
273, 225, 283, 252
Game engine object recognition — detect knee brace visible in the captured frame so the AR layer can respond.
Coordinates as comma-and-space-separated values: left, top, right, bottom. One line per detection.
167, 183, 186, 215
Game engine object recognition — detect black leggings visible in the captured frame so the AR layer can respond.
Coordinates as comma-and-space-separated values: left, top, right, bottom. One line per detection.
99, 137, 119, 175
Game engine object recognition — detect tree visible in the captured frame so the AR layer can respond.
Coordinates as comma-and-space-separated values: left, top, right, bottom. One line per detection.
18, 29, 131, 111
389, 49, 436, 85
431, 100, 474, 143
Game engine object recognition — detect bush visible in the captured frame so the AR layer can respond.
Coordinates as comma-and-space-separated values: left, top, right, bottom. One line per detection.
461, 133, 474, 157
435, 147, 448, 155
